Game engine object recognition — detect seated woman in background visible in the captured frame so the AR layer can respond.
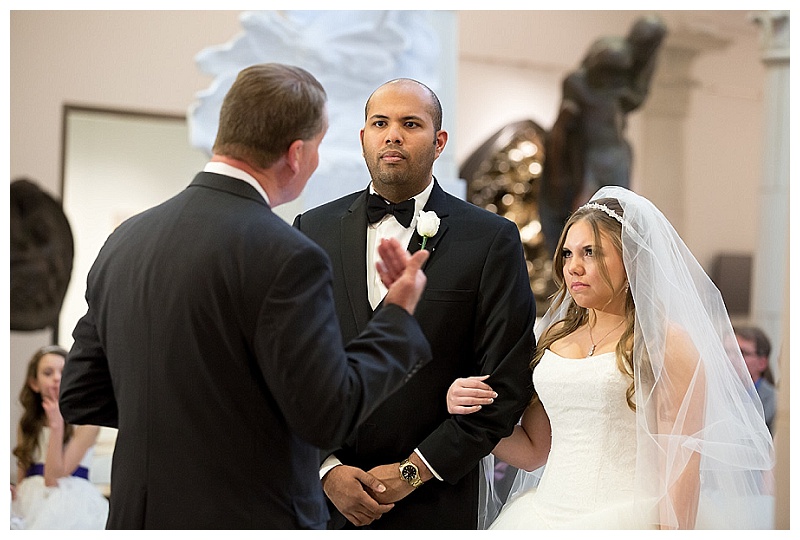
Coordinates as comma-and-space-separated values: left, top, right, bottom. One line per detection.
11, 345, 108, 529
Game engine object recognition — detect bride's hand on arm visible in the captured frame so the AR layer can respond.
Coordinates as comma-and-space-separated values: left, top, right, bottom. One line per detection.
446, 375, 496, 414
447, 374, 551, 473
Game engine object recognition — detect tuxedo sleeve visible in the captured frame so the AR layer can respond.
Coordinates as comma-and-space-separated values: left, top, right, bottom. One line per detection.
417, 220, 536, 483
253, 240, 431, 449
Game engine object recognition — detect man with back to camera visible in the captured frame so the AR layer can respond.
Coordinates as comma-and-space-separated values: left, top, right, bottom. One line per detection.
59, 63, 433, 529
293, 78, 537, 529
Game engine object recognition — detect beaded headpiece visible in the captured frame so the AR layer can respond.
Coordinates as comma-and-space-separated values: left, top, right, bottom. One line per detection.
579, 202, 623, 224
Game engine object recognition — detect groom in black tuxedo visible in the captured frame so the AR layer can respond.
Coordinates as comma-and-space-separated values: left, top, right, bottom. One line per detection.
59, 64, 433, 529
293, 79, 536, 529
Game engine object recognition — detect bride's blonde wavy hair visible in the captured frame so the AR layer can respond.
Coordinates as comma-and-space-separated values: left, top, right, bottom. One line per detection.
532, 198, 637, 410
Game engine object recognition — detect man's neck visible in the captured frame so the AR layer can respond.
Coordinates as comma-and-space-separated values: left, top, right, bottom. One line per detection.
210, 155, 261, 179
210, 154, 284, 205
372, 176, 433, 203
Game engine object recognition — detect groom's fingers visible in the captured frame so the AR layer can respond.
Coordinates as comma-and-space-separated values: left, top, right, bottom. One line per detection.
323, 465, 394, 526
357, 469, 387, 494
354, 470, 395, 523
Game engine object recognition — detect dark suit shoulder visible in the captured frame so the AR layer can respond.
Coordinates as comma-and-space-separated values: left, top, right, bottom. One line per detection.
294, 191, 362, 228
254, 213, 332, 270
442, 192, 521, 232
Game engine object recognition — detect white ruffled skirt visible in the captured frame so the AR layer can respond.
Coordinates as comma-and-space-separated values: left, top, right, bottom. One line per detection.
12, 475, 109, 529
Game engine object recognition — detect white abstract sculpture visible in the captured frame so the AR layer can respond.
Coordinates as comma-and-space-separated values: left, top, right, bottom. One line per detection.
188, 10, 443, 210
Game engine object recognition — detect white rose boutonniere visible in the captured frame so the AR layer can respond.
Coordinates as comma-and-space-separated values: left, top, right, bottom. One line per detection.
416, 210, 440, 250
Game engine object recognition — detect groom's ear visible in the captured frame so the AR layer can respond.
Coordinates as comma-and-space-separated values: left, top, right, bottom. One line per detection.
434, 130, 448, 159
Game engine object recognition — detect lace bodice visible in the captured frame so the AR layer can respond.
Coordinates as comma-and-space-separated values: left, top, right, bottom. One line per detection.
534, 350, 637, 507
491, 349, 648, 529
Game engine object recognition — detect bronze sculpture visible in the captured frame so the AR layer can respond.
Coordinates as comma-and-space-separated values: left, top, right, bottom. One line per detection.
539, 15, 667, 254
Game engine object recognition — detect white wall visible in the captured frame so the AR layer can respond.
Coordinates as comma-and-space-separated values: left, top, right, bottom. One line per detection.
682, 29, 765, 255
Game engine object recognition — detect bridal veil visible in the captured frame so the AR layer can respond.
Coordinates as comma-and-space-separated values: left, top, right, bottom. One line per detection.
479, 186, 775, 529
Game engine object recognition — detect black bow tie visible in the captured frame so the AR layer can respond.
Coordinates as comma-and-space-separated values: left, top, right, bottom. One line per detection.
366, 194, 416, 228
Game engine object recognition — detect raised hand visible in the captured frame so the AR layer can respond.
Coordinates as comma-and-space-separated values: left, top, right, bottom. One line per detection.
379, 238, 429, 315
446, 375, 497, 415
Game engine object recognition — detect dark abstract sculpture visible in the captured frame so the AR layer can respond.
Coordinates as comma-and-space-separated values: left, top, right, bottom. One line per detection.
10, 178, 74, 331
539, 15, 667, 254
463, 17, 667, 309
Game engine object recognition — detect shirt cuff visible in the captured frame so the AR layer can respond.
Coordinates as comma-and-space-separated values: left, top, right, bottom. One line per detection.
414, 448, 442, 481
319, 454, 343, 480
320, 450, 443, 482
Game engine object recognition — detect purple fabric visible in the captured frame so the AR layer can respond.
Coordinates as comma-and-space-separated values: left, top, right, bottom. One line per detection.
26, 463, 89, 480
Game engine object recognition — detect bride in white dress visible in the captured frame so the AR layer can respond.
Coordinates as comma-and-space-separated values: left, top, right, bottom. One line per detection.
448, 187, 775, 529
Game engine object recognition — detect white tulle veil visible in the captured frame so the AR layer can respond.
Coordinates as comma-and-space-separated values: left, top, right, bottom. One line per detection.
479, 186, 775, 529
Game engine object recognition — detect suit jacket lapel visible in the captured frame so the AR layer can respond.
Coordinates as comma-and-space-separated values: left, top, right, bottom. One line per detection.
408, 178, 449, 265
341, 192, 373, 332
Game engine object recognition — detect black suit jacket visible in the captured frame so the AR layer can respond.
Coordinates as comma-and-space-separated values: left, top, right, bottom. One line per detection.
293, 180, 536, 529
59, 172, 431, 529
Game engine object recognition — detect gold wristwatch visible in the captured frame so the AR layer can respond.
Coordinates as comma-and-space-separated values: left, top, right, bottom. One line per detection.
399, 459, 424, 488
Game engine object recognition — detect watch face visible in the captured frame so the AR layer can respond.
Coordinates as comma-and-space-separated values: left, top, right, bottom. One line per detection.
401, 464, 417, 481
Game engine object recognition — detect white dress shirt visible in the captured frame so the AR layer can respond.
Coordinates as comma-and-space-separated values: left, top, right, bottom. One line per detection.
366, 180, 434, 309
204, 161, 270, 206
320, 179, 443, 482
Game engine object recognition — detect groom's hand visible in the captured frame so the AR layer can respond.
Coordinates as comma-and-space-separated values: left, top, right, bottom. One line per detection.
322, 464, 394, 527
365, 463, 414, 504
366, 456, 433, 505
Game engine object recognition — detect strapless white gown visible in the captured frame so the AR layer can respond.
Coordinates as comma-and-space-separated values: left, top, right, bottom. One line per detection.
490, 350, 656, 529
